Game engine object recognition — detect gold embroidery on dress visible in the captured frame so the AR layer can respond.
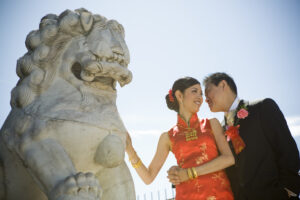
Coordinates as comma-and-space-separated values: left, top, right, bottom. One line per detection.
195, 143, 209, 165
196, 153, 208, 165
199, 143, 207, 151
195, 179, 203, 192
212, 172, 226, 185
185, 128, 198, 141
207, 196, 216, 200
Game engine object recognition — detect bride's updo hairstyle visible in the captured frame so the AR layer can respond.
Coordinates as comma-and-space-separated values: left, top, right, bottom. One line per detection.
166, 77, 200, 112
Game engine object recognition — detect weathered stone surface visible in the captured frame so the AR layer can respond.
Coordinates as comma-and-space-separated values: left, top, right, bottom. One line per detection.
0, 8, 134, 200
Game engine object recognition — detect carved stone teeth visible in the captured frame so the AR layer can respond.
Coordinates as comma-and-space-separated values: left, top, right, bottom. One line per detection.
94, 54, 127, 67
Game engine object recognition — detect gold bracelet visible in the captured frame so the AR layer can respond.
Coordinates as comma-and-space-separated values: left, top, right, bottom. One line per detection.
187, 168, 193, 180
191, 167, 198, 178
129, 151, 142, 169
132, 159, 142, 169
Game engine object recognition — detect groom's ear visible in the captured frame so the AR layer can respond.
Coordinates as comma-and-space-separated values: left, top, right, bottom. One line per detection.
219, 80, 227, 90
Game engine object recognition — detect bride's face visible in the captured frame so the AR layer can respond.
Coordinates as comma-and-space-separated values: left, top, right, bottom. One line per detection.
177, 84, 203, 114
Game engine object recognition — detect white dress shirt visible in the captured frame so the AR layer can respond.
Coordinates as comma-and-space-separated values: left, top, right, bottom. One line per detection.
228, 96, 240, 112
224, 96, 240, 126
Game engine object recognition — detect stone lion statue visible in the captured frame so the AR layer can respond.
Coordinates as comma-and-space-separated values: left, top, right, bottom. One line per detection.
0, 8, 135, 200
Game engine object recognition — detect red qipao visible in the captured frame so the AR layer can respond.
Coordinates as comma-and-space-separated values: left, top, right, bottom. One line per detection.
168, 114, 234, 200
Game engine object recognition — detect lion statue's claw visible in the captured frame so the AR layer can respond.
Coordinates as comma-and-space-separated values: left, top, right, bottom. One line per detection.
50, 172, 102, 200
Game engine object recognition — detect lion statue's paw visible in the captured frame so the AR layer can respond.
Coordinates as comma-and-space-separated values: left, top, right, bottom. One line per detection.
50, 172, 102, 200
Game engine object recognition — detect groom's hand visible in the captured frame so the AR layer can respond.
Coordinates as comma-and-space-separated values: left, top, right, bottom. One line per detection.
167, 166, 189, 185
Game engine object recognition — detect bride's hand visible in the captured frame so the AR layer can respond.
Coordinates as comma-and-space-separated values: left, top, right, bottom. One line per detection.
167, 166, 189, 185
125, 132, 134, 153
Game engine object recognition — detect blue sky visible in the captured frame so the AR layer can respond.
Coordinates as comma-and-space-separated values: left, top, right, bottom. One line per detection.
1, 0, 300, 199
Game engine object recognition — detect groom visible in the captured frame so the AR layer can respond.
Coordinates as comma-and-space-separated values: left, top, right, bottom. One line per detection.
202, 72, 300, 199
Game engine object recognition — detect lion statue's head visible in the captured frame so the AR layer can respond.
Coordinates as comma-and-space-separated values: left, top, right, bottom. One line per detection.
11, 8, 132, 109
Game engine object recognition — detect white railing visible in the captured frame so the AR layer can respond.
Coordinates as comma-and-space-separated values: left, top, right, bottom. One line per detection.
136, 187, 175, 200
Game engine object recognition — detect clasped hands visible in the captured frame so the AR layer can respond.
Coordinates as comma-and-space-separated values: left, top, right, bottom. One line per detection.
167, 166, 189, 185
168, 166, 297, 198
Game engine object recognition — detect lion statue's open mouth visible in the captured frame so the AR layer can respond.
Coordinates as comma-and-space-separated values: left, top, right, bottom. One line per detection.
72, 48, 132, 90
71, 18, 132, 90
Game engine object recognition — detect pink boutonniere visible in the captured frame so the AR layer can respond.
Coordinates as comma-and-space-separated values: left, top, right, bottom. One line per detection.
237, 108, 248, 119
235, 104, 249, 124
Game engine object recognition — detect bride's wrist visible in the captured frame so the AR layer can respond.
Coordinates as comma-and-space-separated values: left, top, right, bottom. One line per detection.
126, 145, 135, 154
127, 149, 138, 160
128, 151, 142, 169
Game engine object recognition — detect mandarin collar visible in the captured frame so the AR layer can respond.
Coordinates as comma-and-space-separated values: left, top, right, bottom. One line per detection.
177, 113, 199, 128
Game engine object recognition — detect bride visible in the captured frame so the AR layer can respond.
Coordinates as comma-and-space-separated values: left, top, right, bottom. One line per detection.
126, 77, 234, 200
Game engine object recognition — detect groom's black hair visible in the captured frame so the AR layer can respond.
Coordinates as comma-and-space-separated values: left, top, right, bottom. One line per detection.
203, 72, 237, 95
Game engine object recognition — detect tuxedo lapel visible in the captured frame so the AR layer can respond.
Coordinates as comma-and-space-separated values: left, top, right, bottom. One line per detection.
233, 100, 249, 180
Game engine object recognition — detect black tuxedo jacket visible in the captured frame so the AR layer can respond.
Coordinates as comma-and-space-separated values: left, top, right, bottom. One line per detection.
225, 98, 300, 200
